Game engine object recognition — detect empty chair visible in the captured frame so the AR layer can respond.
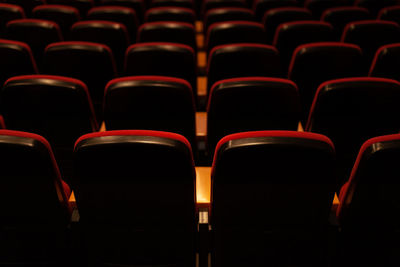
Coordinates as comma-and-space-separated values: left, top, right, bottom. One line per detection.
306, 77, 400, 188
46, 0, 94, 17
0, 75, 98, 181
336, 134, 400, 266
125, 42, 197, 98
32, 5, 81, 38
104, 76, 196, 148
379, 6, 400, 25
0, 129, 72, 266
202, 0, 246, 16
211, 130, 336, 267
0, 3, 25, 36
321, 7, 371, 38
204, 8, 255, 32
253, 0, 298, 21
0, 39, 38, 86
145, 7, 195, 24
3, 0, 44, 16
151, 0, 194, 8
289, 42, 364, 123
304, 0, 352, 18
44, 41, 117, 120
87, 6, 138, 42
342, 20, 400, 65
137, 21, 196, 49
206, 21, 266, 53
263, 7, 314, 44
207, 77, 300, 154
70, 20, 130, 72
73, 130, 196, 266
6, 19, 63, 66
99, 0, 145, 22
273, 21, 335, 71
355, 0, 400, 16
207, 43, 282, 93
370, 43, 400, 82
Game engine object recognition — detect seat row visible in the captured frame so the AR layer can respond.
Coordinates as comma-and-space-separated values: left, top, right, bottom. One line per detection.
0, 129, 399, 266
1, 74, 400, 188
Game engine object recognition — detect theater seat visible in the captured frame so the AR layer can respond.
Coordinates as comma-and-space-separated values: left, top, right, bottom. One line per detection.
99, 0, 145, 22
87, 6, 138, 42
378, 5, 400, 25
125, 42, 197, 98
341, 20, 400, 66
0, 129, 72, 266
263, 7, 314, 44
151, 0, 194, 8
0, 75, 98, 181
253, 0, 298, 21
0, 3, 25, 37
32, 5, 81, 39
321, 7, 371, 38
0, 39, 38, 86
211, 130, 336, 267
137, 21, 197, 50
288, 42, 364, 123
306, 77, 400, 189
73, 130, 196, 267
202, 0, 246, 17
6, 19, 63, 66
46, 0, 94, 17
206, 21, 267, 53
145, 7, 196, 24
104, 76, 196, 149
273, 21, 336, 71
71, 20, 130, 73
3, 0, 44, 16
304, 0, 352, 18
43, 41, 117, 120
207, 43, 282, 93
207, 77, 300, 154
369, 43, 400, 82
336, 134, 400, 266
204, 7, 255, 32
355, 0, 400, 16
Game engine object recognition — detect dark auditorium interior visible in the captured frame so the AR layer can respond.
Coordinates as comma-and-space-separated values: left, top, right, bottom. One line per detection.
2, 0, 400, 266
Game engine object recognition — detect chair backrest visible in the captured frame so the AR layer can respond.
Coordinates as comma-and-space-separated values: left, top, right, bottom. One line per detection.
125, 42, 197, 97
202, 0, 246, 16
288, 42, 364, 123
369, 43, 400, 82
0, 129, 72, 265
70, 20, 129, 72
99, 0, 145, 22
263, 7, 314, 44
137, 21, 196, 49
207, 77, 300, 153
145, 7, 196, 24
73, 130, 196, 266
32, 5, 81, 38
104, 76, 196, 147
304, 0, 352, 18
43, 41, 117, 119
337, 133, 400, 230
273, 21, 336, 70
321, 7, 371, 38
206, 21, 267, 53
253, 0, 298, 21
204, 7, 255, 33
0, 39, 38, 86
211, 130, 336, 266
341, 20, 400, 65
3, 0, 44, 16
207, 43, 282, 92
87, 6, 138, 42
378, 5, 400, 25
355, 0, 400, 16
151, 0, 194, 9
6, 18, 63, 65
0, 3, 25, 36
306, 77, 400, 186
46, 0, 94, 17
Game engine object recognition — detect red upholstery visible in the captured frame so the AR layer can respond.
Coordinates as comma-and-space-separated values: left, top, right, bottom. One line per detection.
32, 4, 81, 16
0, 38, 38, 74
125, 41, 195, 56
